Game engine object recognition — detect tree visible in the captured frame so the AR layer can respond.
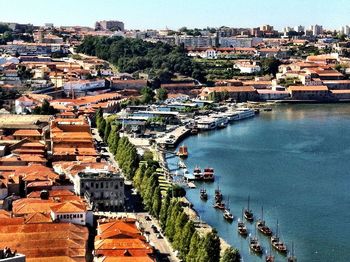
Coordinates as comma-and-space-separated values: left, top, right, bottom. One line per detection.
140, 86, 155, 104
186, 232, 202, 262
32, 100, 57, 115
168, 184, 186, 198
201, 229, 221, 262
133, 163, 146, 191
103, 120, 111, 142
220, 247, 240, 262
159, 193, 171, 229
173, 211, 189, 249
156, 87, 168, 101
179, 220, 195, 259
261, 57, 281, 76
165, 201, 181, 241
98, 118, 106, 137
151, 186, 162, 218
95, 108, 103, 127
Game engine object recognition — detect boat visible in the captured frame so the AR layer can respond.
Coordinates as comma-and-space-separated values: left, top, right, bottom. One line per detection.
287, 242, 297, 262
191, 127, 198, 135
256, 206, 272, 236
223, 198, 234, 222
270, 220, 287, 254
265, 245, 275, 262
213, 201, 225, 210
234, 108, 255, 120
196, 117, 217, 130
211, 115, 228, 128
223, 209, 234, 221
177, 145, 188, 158
203, 167, 215, 182
249, 236, 263, 255
237, 209, 248, 237
178, 159, 186, 169
244, 195, 254, 222
214, 186, 223, 202
200, 188, 208, 201
193, 167, 202, 180
187, 182, 196, 188
264, 108, 272, 112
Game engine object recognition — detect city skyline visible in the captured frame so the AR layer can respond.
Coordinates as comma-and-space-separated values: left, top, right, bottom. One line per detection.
1, 0, 350, 30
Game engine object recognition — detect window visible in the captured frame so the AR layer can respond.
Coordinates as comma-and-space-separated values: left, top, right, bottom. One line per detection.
115, 184, 118, 189
101, 182, 104, 189
96, 183, 99, 189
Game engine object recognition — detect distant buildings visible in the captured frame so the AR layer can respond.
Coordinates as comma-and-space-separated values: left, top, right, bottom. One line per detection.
95, 20, 125, 31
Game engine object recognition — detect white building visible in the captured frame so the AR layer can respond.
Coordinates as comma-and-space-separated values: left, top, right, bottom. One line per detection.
50, 201, 87, 226
63, 79, 105, 96
340, 25, 350, 35
310, 25, 323, 36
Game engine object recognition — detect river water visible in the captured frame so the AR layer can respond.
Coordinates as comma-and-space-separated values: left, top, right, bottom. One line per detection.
167, 104, 350, 262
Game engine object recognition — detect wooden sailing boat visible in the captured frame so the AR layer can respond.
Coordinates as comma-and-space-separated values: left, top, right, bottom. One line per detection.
244, 195, 254, 222
287, 242, 297, 262
200, 188, 208, 201
249, 228, 263, 255
223, 197, 234, 222
265, 244, 275, 262
270, 220, 287, 254
177, 145, 188, 158
256, 206, 272, 236
237, 208, 248, 237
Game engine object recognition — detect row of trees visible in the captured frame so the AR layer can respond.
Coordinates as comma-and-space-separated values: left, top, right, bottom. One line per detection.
95, 108, 138, 179
76, 36, 206, 82
132, 161, 239, 262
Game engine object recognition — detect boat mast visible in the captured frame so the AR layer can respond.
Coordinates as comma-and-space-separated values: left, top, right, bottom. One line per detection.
247, 195, 250, 211
276, 219, 279, 238
261, 206, 264, 221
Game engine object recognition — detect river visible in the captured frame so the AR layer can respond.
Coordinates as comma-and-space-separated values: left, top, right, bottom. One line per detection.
167, 104, 350, 262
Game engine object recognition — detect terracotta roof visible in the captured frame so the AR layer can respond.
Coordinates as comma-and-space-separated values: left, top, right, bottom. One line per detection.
50, 201, 86, 213
12, 129, 41, 137
288, 85, 329, 91
203, 86, 256, 93
25, 212, 52, 224
0, 222, 88, 259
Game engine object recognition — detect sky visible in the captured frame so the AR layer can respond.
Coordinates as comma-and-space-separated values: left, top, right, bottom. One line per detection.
1, 0, 349, 30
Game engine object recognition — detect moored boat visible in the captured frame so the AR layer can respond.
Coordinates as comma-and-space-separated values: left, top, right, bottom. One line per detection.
244, 195, 254, 222
193, 166, 202, 180
177, 145, 188, 158
237, 209, 248, 237
223, 209, 234, 221
214, 186, 223, 202
256, 206, 272, 236
200, 188, 208, 201
271, 220, 287, 254
223, 198, 233, 222
203, 167, 215, 181
249, 236, 263, 255
287, 242, 297, 262
178, 159, 186, 169
213, 201, 225, 210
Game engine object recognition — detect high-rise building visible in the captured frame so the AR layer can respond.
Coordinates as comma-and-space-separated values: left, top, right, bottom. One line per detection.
310, 24, 323, 36
260, 24, 274, 32
95, 20, 124, 31
294, 25, 305, 33
340, 25, 350, 35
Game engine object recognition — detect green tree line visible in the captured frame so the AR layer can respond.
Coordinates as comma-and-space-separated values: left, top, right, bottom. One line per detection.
76, 36, 206, 83
95, 108, 138, 179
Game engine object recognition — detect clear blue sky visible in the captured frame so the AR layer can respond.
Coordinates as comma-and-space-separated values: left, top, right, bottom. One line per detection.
1, 0, 349, 30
